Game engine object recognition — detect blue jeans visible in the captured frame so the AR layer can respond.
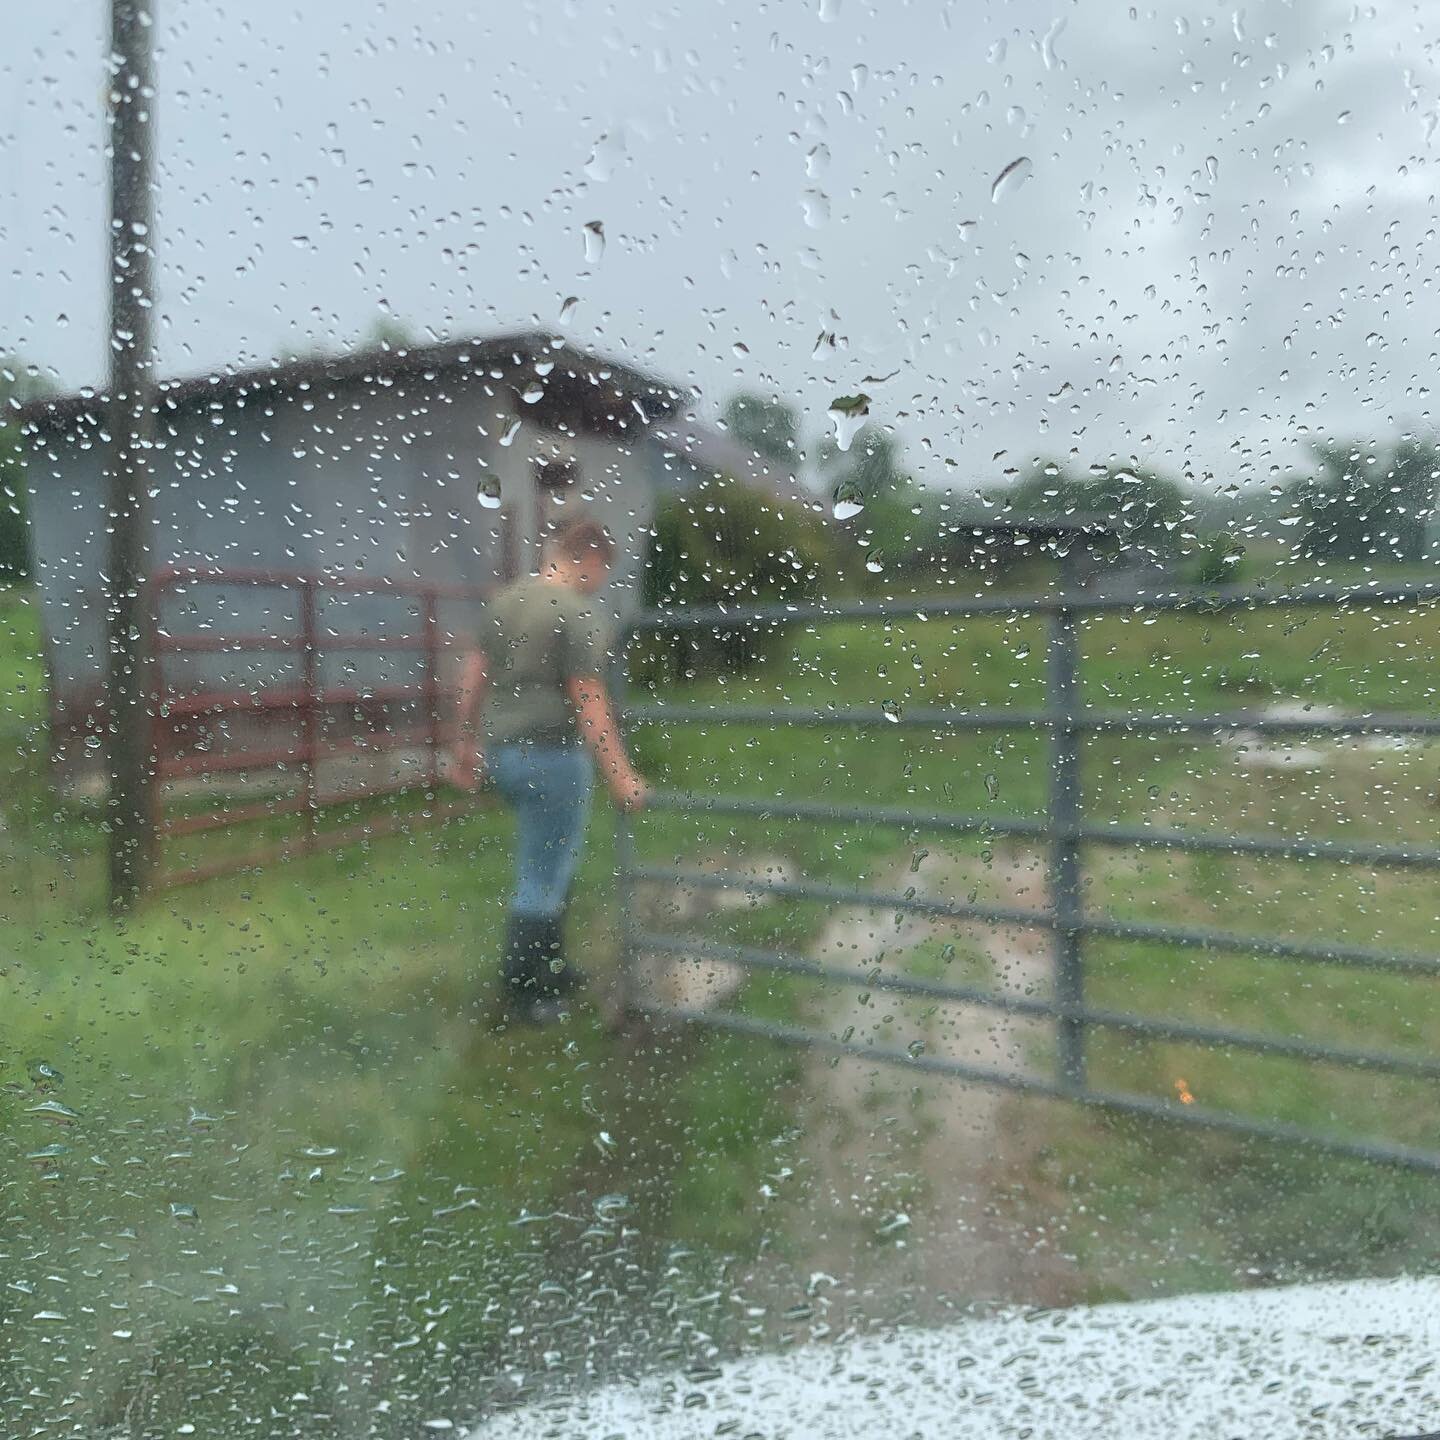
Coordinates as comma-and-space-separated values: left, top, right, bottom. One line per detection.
491, 743, 594, 920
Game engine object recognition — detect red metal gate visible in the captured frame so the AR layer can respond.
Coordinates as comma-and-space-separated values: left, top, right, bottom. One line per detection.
148, 565, 490, 888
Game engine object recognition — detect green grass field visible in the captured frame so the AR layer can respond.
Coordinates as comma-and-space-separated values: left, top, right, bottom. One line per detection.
4, 575, 1440, 1432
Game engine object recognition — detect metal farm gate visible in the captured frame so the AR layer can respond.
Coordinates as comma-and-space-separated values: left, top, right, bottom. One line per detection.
613, 555, 1440, 1174
146, 564, 488, 887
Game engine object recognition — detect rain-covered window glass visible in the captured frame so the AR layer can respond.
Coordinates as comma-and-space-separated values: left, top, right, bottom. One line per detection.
4, 3, 1440, 1436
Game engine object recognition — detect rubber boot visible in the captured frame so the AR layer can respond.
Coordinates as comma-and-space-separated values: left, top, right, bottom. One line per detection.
522, 917, 589, 1024
535, 916, 587, 998
501, 913, 548, 1009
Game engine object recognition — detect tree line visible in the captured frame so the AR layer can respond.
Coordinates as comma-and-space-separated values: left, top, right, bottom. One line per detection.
717, 389, 1440, 578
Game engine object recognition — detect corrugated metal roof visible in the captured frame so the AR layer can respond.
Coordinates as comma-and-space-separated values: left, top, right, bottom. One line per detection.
17, 330, 684, 438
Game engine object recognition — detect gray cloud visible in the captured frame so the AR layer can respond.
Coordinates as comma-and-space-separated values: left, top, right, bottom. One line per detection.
3, 0, 1437, 496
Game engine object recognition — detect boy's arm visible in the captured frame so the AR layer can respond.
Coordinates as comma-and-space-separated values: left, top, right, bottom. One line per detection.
450, 647, 488, 791
566, 674, 648, 812
455, 646, 488, 730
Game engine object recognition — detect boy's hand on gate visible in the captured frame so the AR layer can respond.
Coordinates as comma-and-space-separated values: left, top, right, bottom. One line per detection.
611, 771, 649, 813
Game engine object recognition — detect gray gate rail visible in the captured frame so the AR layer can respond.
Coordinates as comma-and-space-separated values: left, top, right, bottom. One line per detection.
613, 544, 1440, 1175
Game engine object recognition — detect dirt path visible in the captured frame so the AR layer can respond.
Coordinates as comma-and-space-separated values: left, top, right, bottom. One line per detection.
769, 845, 1080, 1323
633, 844, 1084, 1323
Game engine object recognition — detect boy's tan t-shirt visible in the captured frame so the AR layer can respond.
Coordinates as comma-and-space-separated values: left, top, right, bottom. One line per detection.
479, 577, 611, 745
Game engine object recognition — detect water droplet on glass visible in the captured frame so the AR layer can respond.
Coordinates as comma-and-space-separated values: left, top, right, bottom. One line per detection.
827, 393, 870, 451
584, 131, 624, 183
987, 38, 1007, 63
499, 416, 522, 445
28, 1099, 79, 1121
818, 0, 841, 20
1337, 109, 1352, 125
801, 189, 831, 228
478, 479, 502, 511
594, 1192, 629, 1220
881, 699, 902, 724
832, 480, 865, 520
991, 156, 1033, 203
582, 220, 605, 263
170, 1202, 199, 1225
559, 295, 579, 324
521, 381, 546, 405
1205, 155, 1219, 183
805, 144, 831, 178
984, 773, 1000, 801
864, 551, 885, 574
1040, 17, 1066, 70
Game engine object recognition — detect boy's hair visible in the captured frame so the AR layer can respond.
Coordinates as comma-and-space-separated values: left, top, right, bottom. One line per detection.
546, 515, 616, 566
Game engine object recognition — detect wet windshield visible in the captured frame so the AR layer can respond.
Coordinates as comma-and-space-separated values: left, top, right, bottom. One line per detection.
3, 2, 1438, 1436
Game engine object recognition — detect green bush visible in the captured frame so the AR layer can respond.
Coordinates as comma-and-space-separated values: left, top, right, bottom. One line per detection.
0, 474, 29, 580
1190, 531, 1246, 586
632, 480, 838, 685
0, 383, 32, 582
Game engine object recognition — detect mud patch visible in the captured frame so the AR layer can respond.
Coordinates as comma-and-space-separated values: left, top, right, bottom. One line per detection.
628, 852, 792, 1013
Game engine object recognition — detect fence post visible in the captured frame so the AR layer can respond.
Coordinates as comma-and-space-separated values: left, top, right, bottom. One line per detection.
1048, 545, 1086, 1091
300, 579, 319, 852
610, 620, 637, 1019
105, 0, 158, 910
423, 590, 440, 791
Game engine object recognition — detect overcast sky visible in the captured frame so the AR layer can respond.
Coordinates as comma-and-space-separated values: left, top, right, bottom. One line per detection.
3, 0, 1438, 495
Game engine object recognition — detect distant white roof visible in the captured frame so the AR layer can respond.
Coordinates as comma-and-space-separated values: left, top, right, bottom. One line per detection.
469, 1276, 1440, 1439
656, 413, 810, 508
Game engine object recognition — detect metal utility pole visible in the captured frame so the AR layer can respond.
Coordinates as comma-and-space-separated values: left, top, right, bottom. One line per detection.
106, 0, 157, 908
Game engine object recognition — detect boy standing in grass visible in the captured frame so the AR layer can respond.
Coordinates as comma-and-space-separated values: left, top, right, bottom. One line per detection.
452, 516, 648, 1024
